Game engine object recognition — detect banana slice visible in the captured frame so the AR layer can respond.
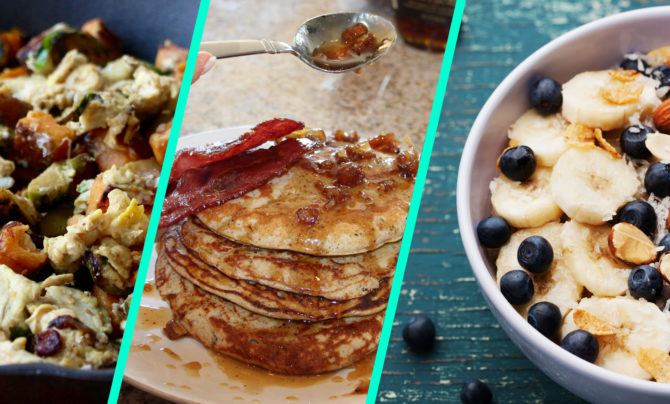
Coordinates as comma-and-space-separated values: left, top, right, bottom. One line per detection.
562, 70, 660, 131
550, 148, 640, 225
561, 221, 632, 296
490, 168, 563, 228
496, 222, 582, 316
508, 109, 568, 167
562, 309, 652, 380
561, 296, 670, 381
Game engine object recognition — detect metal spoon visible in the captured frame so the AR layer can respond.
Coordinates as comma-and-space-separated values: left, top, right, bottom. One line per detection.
200, 12, 396, 73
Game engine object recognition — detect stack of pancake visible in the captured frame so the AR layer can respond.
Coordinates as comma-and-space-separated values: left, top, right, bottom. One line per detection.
155, 130, 416, 375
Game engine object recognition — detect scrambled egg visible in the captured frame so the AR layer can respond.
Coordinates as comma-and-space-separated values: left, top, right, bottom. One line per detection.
0, 265, 117, 367
44, 189, 148, 273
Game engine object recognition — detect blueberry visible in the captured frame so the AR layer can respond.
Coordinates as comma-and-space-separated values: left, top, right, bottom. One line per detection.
500, 270, 534, 305
477, 216, 511, 248
402, 315, 436, 352
498, 146, 536, 182
460, 379, 493, 404
517, 236, 553, 274
616, 200, 657, 237
659, 233, 670, 254
645, 162, 670, 197
561, 330, 599, 363
527, 301, 561, 339
529, 77, 562, 114
620, 125, 653, 159
650, 65, 670, 81
620, 54, 649, 74
628, 265, 664, 302
658, 75, 670, 100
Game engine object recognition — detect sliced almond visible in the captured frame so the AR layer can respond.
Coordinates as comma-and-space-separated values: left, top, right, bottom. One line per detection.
645, 132, 670, 161
653, 99, 670, 133
608, 222, 657, 265
573, 309, 617, 336
659, 254, 670, 283
637, 347, 670, 383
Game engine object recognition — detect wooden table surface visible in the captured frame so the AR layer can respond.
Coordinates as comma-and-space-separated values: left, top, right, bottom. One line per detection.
375, 1, 666, 403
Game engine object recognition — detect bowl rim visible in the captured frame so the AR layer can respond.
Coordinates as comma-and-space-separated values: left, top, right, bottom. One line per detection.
457, 5, 670, 396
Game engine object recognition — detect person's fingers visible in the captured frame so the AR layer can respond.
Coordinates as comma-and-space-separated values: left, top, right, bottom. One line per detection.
192, 51, 216, 83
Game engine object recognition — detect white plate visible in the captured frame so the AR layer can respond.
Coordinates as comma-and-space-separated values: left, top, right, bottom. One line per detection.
124, 126, 370, 403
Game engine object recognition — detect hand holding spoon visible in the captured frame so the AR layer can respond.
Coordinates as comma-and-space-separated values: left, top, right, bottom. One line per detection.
200, 12, 396, 73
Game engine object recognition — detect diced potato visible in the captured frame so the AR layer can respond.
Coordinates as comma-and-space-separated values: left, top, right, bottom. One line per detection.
0, 222, 47, 275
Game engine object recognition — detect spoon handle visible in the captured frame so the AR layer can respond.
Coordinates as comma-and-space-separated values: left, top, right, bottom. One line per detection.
201, 40, 295, 59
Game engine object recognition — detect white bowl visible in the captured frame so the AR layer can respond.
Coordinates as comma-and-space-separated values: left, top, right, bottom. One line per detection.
457, 6, 670, 404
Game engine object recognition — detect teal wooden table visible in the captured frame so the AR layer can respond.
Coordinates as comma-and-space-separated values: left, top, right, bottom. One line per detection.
377, 1, 667, 402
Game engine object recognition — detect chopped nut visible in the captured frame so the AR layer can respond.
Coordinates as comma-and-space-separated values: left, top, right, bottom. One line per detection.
645, 132, 670, 161
608, 222, 657, 265
653, 99, 670, 133
658, 254, 670, 283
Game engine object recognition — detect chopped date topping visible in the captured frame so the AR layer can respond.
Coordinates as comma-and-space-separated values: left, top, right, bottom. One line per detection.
397, 149, 419, 178
316, 181, 350, 205
334, 129, 360, 143
312, 22, 380, 60
34, 329, 62, 357
345, 143, 375, 161
342, 23, 369, 46
369, 133, 400, 154
296, 206, 320, 226
376, 179, 396, 193
336, 162, 366, 187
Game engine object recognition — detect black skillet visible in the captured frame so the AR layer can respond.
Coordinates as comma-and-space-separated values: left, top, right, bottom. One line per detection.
0, 0, 199, 402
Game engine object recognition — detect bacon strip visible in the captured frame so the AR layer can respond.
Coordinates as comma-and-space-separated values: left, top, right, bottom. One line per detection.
160, 138, 317, 228
169, 118, 304, 182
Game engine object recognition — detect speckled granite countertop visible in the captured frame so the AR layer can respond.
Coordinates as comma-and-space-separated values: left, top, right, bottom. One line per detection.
181, 0, 443, 150
120, 0, 443, 402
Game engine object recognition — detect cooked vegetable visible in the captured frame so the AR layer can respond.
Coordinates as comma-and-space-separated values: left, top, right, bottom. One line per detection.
25, 154, 91, 209
149, 121, 170, 164
21, 25, 112, 74
0, 28, 23, 68
0, 94, 31, 127
13, 111, 76, 181
0, 189, 40, 225
80, 19, 121, 59
155, 40, 188, 73
0, 18, 175, 368
0, 222, 46, 275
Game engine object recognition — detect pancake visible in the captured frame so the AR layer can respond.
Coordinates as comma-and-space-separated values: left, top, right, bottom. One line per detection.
155, 255, 383, 375
196, 137, 415, 256
161, 228, 390, 321
180, 218, 397, 300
